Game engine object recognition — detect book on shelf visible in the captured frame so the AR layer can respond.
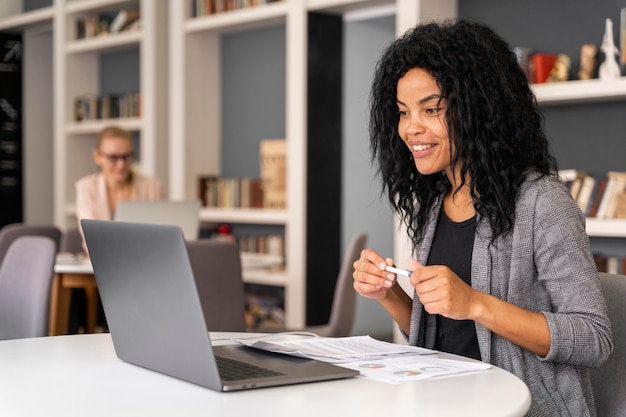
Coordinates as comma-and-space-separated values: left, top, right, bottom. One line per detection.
558, 169, 587, 201
599, 171, 626, 219
529, 53, 558, 84
587, 177, 608, 218
575, 175, 596, 213
558, 170, 626, 219
238, 234, 284, 259
191, 0, 283, 17
75, 14, 110, 39
613, 193, 626, 219
197, 175, 263, 208
74, 93, 140, 121
74, 94, 98, 121
109, 9, 140, 33
260, 139, 286, 209
594, 253, 623, 274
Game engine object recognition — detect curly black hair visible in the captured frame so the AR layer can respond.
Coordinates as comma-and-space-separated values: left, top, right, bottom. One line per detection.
369, 20, 558, 248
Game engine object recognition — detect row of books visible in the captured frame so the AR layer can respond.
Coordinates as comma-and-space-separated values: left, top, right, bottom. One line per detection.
191, 0, 282, 17
198, 176, 264, 209
559, 169, 626, 219
594, 253, 626, 275
75, 9, 140, 40
74, 93, 141, 122
238, 234, 284, 259
244, 284, 284, 331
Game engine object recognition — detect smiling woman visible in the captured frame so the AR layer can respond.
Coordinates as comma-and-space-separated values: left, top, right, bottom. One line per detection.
396, 68, 450, 178
74, 125, 162, 253
353, 20, 613, 417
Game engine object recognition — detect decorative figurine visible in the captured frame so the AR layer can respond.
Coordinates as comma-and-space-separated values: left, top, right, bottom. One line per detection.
599, 18, 621, 80
578, 44, 597, 80
546, 54, 571, 82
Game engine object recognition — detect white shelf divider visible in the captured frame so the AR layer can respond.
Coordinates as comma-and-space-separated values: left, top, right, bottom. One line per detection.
532, 77, 626, 105
199, 208, 288, 225
586, 218, 626, 238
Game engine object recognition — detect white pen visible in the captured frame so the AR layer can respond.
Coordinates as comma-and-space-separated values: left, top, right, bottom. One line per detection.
385, 265, 413, 277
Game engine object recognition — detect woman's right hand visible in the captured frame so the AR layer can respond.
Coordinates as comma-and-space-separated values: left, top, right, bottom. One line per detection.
352, 249, 397, 300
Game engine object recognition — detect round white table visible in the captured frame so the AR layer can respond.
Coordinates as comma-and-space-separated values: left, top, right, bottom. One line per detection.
0, 334, 531, 417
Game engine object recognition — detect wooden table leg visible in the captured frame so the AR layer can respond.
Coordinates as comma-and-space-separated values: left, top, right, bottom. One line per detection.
48, 274, 60, 336
48, 273, 72, 336
49, 272, 98, 335
62, 274, 99, 334
84, 286, 99, 333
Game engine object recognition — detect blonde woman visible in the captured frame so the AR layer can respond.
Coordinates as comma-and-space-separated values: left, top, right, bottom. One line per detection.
76, 125, 161, 250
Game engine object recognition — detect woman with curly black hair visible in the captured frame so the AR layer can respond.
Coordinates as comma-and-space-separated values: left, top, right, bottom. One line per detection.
353, 20, 612, 416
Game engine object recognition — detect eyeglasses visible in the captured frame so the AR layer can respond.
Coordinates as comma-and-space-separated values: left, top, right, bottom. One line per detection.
98, 151, 134, 164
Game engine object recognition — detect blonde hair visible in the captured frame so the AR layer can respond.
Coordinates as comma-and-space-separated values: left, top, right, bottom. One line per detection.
96, 125, 133, 150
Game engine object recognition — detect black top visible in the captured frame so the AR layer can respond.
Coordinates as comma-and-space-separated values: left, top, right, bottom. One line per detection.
426, 209, 481, 360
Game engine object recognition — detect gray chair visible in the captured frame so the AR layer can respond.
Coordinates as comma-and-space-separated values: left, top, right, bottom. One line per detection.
590, 272, 626, 417
303, 232, 368, 337
185, 239, 247, 332
0, 223, 62, 266
0, 236, 57, 340
60, 227, 84, 254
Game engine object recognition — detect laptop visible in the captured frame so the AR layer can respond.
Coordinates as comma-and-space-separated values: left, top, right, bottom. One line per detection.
81, 219, 358, 391
113, 200, 201, 240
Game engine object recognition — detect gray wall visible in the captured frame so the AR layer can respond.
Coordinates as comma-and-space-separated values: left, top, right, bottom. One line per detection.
342, 15, 395, 337
219, 16, 396, 337
221, 26, 286, 179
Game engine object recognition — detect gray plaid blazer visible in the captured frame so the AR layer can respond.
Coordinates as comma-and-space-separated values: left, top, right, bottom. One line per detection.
408, 172, 613, 417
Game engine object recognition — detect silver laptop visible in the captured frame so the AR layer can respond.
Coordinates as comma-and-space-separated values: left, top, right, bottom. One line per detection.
114, 200, 201, 240
81, 219, 358, 391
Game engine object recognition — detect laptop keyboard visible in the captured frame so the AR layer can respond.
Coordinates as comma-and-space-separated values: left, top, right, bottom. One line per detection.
216, 355, 286, 381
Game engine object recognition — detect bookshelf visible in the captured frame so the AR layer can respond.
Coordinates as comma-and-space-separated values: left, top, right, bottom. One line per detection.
50, 0, 169, 230
455, 1, 626, 248
530, 77, 626, 242
4, 0, 456, 330
171, 0, 457, 329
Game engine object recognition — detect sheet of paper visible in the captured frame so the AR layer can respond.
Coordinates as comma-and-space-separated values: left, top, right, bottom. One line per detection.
234, 335, 435, 363
337, 355, 491, 384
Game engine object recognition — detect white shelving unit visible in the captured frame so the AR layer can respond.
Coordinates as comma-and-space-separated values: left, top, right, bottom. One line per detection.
171, 0, 457, 329
531, 78, 626, 239
53, 0, 169, 230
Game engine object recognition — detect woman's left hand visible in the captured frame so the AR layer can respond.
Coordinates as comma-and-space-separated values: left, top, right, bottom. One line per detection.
408, 259, 478, 320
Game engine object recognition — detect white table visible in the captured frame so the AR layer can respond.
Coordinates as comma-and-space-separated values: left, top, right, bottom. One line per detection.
0, 333, 531, 417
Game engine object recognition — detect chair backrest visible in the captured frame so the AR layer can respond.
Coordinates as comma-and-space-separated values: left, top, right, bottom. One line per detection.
0, 223, 61, 265
0, 236, 57, 340
185, 239, 247, 332
591, 272, 626, 417
306, 232, 368, 337
60, 227, 84, 253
